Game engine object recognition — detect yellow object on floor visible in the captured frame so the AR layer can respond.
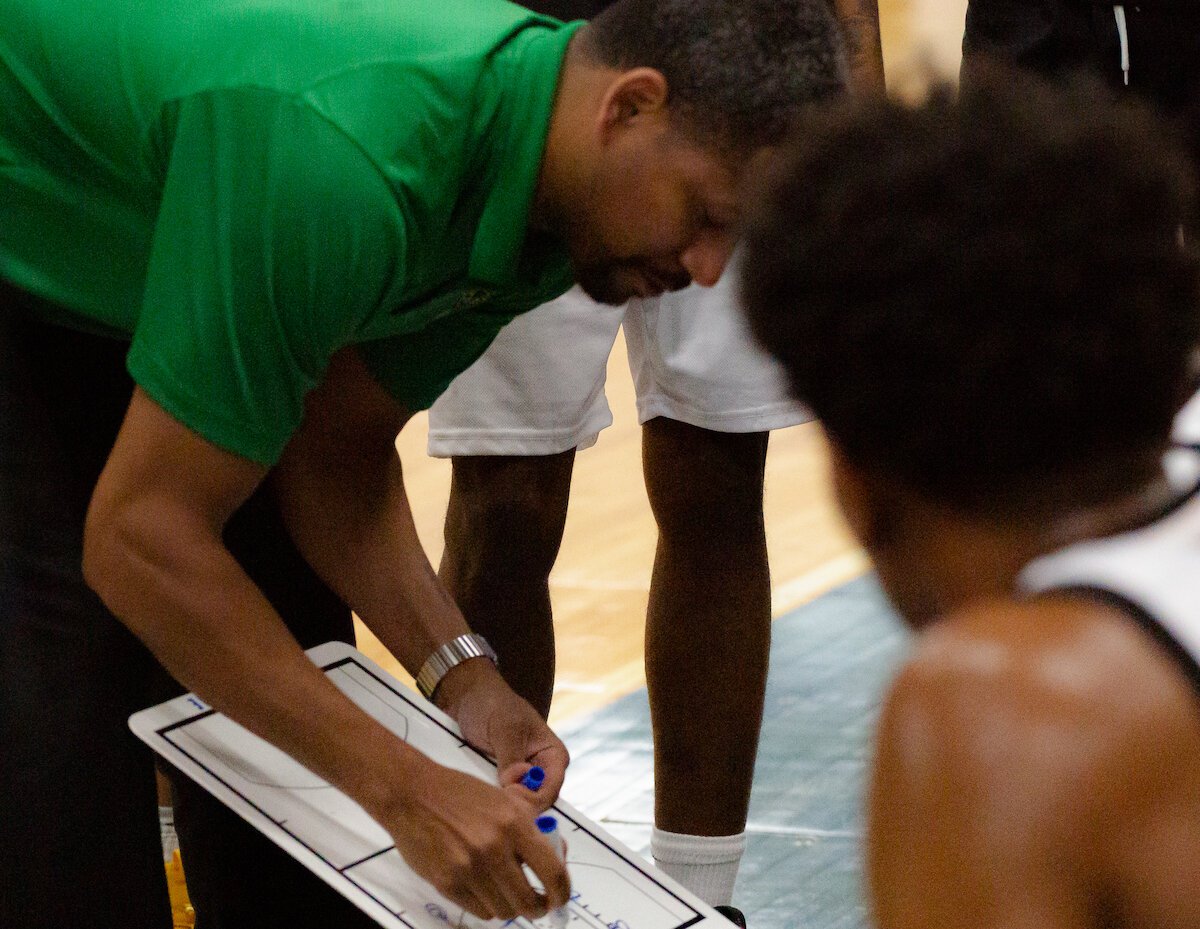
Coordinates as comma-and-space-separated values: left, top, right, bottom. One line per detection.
165, 849, 195, 929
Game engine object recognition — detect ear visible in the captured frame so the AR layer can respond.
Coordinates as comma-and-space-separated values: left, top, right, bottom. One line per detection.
596, 67, 669, 142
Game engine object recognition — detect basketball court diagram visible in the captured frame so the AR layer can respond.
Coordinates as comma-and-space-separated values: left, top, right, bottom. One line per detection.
130, 642, 724, 929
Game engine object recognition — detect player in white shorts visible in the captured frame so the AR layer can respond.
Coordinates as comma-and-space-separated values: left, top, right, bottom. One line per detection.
428, 273, 804, 456
427, 0, 884, 914
427, 272, 801, 910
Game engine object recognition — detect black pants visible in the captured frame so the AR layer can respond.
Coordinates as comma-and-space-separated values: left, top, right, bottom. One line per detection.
963, 2, 1200, 119
0, 281, 378, 928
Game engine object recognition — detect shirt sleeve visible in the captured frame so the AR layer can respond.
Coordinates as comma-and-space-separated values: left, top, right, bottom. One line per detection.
357, 308, 516, 412
128, 87, 405, 465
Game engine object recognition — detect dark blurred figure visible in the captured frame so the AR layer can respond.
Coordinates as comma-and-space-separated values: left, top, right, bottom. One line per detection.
963, 1, 1200, 213
742, 69, 1200, 929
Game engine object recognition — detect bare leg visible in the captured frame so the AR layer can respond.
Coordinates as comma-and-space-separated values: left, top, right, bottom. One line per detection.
642, 418, 771, 836
439, 452, 576, 717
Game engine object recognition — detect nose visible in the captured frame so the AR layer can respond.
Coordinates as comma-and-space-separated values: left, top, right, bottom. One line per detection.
679, 232, 735, 288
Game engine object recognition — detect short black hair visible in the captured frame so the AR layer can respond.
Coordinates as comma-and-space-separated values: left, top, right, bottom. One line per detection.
580, 0, 847, 154
741, 67, 1200, 515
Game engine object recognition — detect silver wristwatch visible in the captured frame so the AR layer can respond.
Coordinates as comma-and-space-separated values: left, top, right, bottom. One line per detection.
415, 633, 499, 701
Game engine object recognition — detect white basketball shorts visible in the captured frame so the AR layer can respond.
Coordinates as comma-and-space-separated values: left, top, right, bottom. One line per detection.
426, 270, 811, 457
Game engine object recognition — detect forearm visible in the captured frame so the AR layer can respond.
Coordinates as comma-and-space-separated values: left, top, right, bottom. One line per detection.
270, 424, 569, 801
83, 503, 429, 820
832, 0, 885, 93
269, 348, 478, 679
271, 443, 470, 676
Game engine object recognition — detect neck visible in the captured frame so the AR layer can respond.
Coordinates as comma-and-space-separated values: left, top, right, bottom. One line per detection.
907, 470, 1181, 622
1036, 469, 1182, 553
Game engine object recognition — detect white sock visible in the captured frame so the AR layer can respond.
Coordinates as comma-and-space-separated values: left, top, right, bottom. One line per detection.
159, 805, 179, 862
651, 827, 745, 907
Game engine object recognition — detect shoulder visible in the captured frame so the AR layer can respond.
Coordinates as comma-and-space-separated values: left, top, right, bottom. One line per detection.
869, 595, 1200, 925
877, 594, 1200, 847
885, 595, 1200, 777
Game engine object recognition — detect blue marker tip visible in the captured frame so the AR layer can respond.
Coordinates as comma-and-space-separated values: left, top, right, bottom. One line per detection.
520, 766, 545, 791
536, 814, 558, 835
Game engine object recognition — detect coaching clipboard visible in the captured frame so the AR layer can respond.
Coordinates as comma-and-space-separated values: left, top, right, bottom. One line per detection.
129, 641, 729, 929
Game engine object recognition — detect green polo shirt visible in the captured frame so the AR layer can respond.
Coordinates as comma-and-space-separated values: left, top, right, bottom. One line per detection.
0, 0, 579, 464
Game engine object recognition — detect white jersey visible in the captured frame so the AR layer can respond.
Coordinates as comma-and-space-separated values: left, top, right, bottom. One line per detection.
1017, 484, 1200, 689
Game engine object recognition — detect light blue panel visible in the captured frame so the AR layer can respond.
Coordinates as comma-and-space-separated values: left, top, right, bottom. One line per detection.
559, 575, 909, 929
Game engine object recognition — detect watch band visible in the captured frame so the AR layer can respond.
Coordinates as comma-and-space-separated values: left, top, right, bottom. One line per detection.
415, 633, 498, 701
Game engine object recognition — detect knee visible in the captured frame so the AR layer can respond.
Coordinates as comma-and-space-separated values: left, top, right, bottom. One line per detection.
656, 476, 765, 538
443, 461, 572, 580
452, 493, 563, 569
643, 423, 767, 544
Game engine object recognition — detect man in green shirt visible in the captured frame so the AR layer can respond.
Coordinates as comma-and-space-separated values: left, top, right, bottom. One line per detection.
0, 0, 845, 925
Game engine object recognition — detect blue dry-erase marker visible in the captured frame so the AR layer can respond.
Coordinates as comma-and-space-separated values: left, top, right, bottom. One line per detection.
536, 815, 564, 856
536, 815, 569, 927
520, 766, 546, 791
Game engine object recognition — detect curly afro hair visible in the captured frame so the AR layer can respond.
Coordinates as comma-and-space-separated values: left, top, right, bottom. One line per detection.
741, 66, 1200, 515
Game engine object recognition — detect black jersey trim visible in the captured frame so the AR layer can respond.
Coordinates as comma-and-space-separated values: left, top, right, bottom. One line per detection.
1055, 584, 1200, 703
1088, 478, 1200, 540
1136, 479, 1200, 528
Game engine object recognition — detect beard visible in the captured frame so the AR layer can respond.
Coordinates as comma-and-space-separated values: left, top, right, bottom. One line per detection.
573, 262, 642, 306
572, 259, 692, 306
552, 188, 692, 304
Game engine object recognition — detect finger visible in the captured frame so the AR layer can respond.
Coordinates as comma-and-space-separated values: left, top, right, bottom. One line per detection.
503, 782, 543, 813
481, 852, 547, 919
440, 885, 495, 922
497, 761, 541, 790
467, 872, 524, 922
496, 769, 539, 812
462, 836, 550, 923
498, 764, 551, 812
424, 856, 498, 922
528, 743, 569, 805
517, 826, 572, 909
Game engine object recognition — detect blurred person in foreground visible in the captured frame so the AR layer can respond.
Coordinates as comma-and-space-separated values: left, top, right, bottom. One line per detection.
741, 69, 1200, 929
